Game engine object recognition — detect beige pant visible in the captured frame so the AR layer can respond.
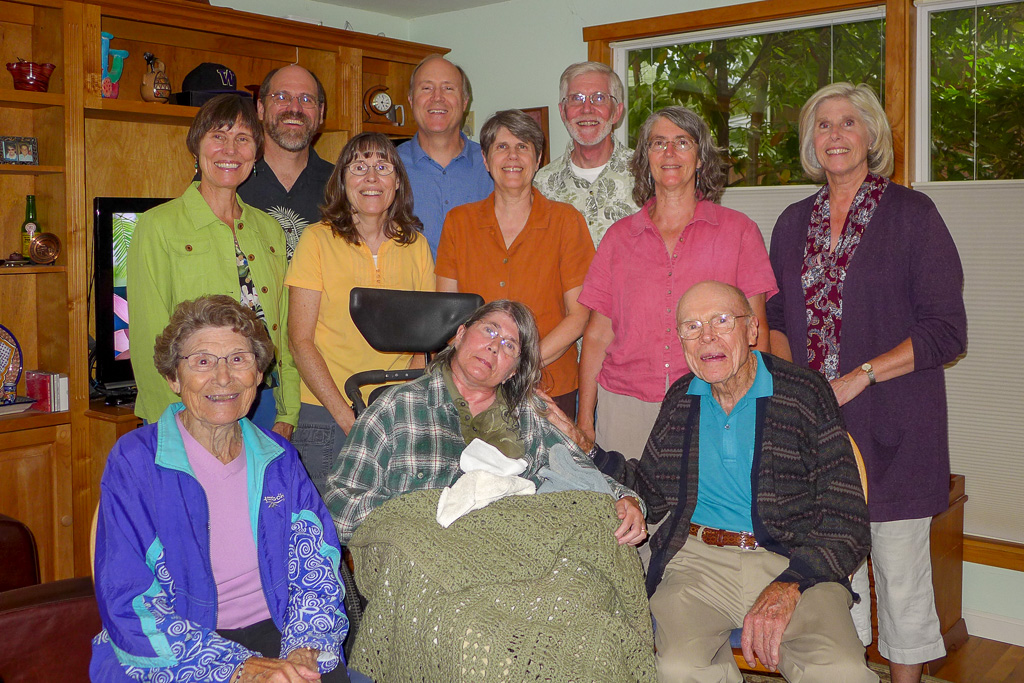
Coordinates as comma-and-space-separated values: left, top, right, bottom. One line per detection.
595, 384, 662, 461
650, 536, 878, 683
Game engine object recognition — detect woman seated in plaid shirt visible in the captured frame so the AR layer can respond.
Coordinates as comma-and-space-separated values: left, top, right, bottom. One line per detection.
321, 299, 646, 546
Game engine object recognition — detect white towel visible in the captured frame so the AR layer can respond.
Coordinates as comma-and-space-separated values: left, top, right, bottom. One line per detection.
435, 439, 533, 527
436, 470, 536, 528
459, 438, 528, 476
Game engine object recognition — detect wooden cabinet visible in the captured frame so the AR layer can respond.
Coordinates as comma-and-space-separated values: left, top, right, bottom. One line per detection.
2, 0, 445, 579
0, 421, 73, 582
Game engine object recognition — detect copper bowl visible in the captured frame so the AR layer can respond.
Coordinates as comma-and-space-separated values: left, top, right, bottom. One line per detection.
6, 60, 56, 92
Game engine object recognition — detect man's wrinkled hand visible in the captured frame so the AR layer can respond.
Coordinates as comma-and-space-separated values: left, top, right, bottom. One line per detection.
613, 496, 646, 546
740, 581, 800, 671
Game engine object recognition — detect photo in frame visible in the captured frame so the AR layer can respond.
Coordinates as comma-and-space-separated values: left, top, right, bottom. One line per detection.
0, 136, 39, 165
520, 107, 550, 167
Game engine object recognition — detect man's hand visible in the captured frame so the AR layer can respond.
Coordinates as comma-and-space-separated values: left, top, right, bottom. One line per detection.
613, 496, 647, 546
272, 422, 294, 440
740, 581, 801, 671
539, 390, 594, 453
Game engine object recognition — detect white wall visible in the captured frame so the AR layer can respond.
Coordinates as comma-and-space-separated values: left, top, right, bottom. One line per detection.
410, 0, 737, 153
211, 0, 412, 39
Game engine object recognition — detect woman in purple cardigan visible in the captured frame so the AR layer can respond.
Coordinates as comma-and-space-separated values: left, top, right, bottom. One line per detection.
766, 83, 967, 683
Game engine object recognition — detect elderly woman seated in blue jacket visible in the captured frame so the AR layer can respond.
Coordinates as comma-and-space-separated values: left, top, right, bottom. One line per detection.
90, 295, 354, 683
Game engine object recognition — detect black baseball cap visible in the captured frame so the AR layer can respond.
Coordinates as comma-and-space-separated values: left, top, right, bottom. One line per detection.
174, 63, 252, 106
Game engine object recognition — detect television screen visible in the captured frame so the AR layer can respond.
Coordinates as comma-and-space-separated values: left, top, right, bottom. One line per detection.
94, 197, 172, 390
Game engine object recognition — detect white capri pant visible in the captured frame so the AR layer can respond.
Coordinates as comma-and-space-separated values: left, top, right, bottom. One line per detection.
849, 517, 946, 664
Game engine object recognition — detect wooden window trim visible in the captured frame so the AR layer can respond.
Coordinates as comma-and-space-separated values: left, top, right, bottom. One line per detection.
585, 0, 912, 185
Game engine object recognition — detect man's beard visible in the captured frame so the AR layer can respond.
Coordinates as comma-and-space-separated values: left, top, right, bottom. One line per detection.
267, 110, 316, 152
568, 117, 613, 148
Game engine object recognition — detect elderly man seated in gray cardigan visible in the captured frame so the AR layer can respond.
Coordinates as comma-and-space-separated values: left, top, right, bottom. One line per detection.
558, 280, 876, 682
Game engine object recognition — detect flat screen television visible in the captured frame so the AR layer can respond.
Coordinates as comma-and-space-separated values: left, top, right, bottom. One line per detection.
93, 197, 172, 390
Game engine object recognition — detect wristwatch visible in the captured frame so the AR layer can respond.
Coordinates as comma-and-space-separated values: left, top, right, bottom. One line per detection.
861, 362, 876, 386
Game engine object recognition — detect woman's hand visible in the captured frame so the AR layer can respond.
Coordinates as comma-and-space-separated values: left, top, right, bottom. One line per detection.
829, 371, 870, 406
235, 655, 321, 682
614, 496, 647, 546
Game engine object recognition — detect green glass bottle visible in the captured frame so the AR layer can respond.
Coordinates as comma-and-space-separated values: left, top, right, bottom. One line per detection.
21, 195, 38, 259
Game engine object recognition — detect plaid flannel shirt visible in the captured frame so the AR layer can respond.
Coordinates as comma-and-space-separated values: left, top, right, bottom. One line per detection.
324, 369, 641, 542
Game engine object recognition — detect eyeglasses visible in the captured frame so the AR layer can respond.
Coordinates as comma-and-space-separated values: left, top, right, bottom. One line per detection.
267, 91, 319, 109
678, 314, 750, 340
347, 161, 395, 176
648, 136, 696, 153
475, 322, 521, 358
178, 351, 257, 372
562, 91, 616, 107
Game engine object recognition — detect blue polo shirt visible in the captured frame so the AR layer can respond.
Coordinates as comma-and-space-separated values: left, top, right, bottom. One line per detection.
687, 351, 773, 533
397, 132, 494, 256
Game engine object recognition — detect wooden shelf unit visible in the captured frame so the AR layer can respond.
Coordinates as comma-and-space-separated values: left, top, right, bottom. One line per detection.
1, 0, 445, 579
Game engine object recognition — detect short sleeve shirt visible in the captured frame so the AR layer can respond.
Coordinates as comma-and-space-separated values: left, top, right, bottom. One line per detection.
533, 138, 637, 246
687, 351, 774, 533
237, 149, 334, 260
397, 132, 494, 257
284, 223, 435, 405
578, 198, 778, 403
435, 188, 595, 397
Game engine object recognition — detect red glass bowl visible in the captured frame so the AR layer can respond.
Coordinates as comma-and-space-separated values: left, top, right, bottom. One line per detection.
6, 61, 56, 92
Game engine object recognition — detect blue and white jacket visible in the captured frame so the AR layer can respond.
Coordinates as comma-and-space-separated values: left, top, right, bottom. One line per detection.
90, 403, 348, 682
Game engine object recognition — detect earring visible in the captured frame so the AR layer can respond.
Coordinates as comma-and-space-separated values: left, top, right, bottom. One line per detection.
252, 165, 257, 177
194, 157, 198, 171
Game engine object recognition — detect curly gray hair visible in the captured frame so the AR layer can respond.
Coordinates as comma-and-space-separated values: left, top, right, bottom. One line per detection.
153, 295, 274, 382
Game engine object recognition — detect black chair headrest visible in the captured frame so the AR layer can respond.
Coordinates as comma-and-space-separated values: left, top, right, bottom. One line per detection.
349, 288, 484, 354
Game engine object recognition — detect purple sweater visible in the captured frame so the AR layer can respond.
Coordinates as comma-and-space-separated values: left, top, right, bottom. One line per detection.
767, 182, 967, 521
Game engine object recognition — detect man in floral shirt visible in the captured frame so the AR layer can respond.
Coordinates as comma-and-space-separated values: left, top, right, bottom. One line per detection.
534, 61, 636, 246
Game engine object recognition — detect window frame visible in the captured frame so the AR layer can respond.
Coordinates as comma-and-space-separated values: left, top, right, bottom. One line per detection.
913, 0, 1024, 183
584, 0, 911, 184
611, 7, 887, 181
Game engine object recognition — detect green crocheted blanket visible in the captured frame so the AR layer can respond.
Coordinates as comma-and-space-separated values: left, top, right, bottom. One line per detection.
348, 489, 657, 682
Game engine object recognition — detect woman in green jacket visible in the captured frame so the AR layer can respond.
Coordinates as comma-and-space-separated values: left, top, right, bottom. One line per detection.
127, 94, 298, 438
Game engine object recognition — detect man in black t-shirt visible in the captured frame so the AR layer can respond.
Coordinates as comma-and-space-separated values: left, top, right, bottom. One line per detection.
238, 64, 334, 260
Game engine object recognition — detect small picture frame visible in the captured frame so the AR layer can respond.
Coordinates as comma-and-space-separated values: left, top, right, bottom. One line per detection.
520, 107, 550, 167
0, 136, 39, 165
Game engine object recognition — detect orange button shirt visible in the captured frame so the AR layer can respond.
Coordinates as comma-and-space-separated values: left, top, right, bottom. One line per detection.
436, 188, 595, 397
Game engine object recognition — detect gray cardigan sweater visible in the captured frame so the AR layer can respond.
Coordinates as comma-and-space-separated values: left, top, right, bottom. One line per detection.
595, 355, 871, 597
766, 182, 967, 522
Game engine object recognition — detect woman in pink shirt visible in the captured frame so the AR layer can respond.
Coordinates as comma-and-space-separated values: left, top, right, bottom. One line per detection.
577, 106, 777, 460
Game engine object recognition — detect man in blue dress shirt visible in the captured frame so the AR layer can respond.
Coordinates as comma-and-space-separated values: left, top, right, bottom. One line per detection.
397, 55, 493, 256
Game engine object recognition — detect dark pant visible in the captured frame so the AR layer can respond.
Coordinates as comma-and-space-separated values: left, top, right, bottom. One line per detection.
292, 402, 348, 497
553, 389, 579, 421
218, 618, 351, 682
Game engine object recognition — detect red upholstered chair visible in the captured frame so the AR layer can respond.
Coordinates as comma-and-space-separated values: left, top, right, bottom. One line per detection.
0, 513, 101, 682
0, 514, 40, 593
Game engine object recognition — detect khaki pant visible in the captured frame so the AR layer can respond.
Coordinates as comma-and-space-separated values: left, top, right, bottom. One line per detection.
650, 535, 877, 683
595, 384, 662, 461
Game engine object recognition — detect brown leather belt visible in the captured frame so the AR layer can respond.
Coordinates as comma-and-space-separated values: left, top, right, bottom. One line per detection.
689, 523, 759, 550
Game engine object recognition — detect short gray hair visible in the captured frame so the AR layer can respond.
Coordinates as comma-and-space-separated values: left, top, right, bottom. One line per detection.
430, 300, 543, 414
630, 106, 726, 205
558, 61, 624, 106
153, 295, 274, 382
799, 82, 894, 183
480, 110, 545, 164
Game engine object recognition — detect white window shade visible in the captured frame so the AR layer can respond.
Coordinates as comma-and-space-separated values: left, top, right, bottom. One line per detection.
722, 182, 1024, 543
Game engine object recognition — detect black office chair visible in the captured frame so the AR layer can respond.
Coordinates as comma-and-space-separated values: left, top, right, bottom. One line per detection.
344, 288, 484, 415
337, 288, 482, 659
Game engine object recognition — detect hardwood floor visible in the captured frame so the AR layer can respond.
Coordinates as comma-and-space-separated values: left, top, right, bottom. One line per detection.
928, 636, 1024, 682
